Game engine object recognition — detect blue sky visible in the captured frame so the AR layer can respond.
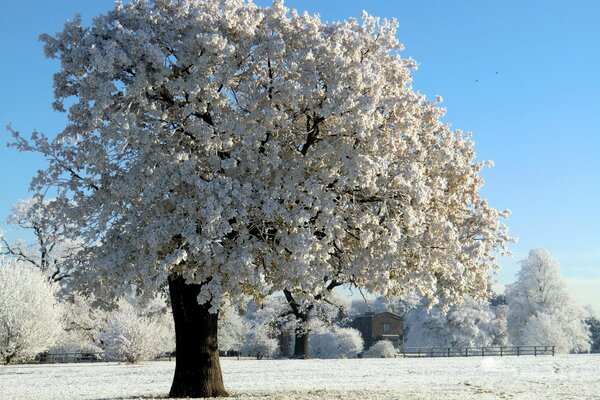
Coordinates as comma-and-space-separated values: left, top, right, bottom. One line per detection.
1, 1, 599, 312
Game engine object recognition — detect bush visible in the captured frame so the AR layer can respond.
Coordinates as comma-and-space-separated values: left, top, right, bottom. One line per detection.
101, 300, 172, 363
363, 340, 397, 358
310, 327, 363, 358
0, 259, 61, 363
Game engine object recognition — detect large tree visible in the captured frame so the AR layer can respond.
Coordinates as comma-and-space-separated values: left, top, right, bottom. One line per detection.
9, 0, 510, 397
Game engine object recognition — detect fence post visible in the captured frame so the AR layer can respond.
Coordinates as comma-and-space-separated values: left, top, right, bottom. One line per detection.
482, 347, 485, 357
448, 348, 450, 357
552, 346, 555, 356
500, 347, 503, 357
517, 346, 520, 356
534, 346, 537, 356
465, 347, 468, 357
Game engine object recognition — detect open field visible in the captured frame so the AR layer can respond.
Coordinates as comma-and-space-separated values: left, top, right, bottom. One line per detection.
2, 355, 599, 399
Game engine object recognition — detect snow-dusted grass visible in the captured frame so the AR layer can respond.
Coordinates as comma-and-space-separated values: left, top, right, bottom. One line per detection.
2, 355, 599, 399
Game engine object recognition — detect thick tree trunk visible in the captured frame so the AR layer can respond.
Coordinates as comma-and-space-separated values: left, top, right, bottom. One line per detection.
168, 275, 228, 398
293, 330, 309, 359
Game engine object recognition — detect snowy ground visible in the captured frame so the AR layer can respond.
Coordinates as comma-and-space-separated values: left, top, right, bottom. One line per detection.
2, 355, 599, 399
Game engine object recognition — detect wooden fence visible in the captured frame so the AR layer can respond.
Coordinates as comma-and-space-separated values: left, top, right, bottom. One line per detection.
31, 351, 174, 364
34, 352, 107, 363
397, 345, 555, 358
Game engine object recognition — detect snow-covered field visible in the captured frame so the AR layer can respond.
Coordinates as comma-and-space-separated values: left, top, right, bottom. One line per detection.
2, 355, 599, 399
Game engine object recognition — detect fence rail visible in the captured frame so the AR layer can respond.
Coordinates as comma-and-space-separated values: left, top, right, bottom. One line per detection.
34, 352, 107, 363
29, 351, 174, 364
397, 345, 555, 358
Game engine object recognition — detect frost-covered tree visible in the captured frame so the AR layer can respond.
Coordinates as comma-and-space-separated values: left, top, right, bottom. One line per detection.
51, 294, 107, 354
9, 0, 510, 396
1, 198, 79, 283
240, 316, 279, 360
404, 296, 502, 348
363, 340, 397, 358
0, 258, 61, 363
586, 315, 600, 353
101, 297, 174, 363
284, 290, 350, 358
505, 249, 590, 353
218, 301, 247, 355
350, 292, 419, 316
309, 326, 363, 358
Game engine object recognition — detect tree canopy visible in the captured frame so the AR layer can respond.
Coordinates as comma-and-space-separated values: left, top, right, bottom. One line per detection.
10, 0, 509, 310
9, 1, 511, 395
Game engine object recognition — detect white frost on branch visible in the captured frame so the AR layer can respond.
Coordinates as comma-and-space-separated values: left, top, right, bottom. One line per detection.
10, 0, 511, 312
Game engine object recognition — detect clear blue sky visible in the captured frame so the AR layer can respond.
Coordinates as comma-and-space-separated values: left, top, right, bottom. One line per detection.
1, 1, 599, 312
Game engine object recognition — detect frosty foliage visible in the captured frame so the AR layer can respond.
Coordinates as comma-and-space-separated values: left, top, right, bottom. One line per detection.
505, 249, 590, 353
309, 326, 363, 358
101, 297, 174, 363
0, 258, 61, 363
10, 0, 510, 312
308, 291, 351, 329
50, 294, 107, 354
240, 297, 282, 359
404, 296, 504, 348
240, 324, 279, 360
218, 300, 247, 353
1, 198, 80, 283
350, 293, 419, 316
363, 340, 397, 358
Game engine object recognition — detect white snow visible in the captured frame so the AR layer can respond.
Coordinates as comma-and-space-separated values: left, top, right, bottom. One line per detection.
1, 355, 599, 399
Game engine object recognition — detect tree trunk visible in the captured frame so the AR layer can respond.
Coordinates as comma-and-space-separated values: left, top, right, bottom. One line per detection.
293, 330, 309, 359
168, 274, 228, 398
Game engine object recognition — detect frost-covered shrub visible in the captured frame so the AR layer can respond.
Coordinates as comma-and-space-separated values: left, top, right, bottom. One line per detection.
310, 327, 363, 358
50, 294, 107, 354
101, 299, 173, 363
241, 325, 279, 360
0, 259, 61, 363
363, 340, 397, 358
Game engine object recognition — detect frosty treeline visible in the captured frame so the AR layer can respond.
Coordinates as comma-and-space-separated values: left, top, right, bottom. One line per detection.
1, 248, 595, 364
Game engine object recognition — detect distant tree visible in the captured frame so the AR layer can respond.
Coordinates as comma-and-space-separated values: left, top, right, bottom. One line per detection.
363, 340, 397, 358
218, 301, 247, 355
505, 249, 590, 353
1, 198, 79, 283
350, 293, 419, 316
50, 294, 107, 354
240, 323, 279, 360
404, 296, 502, 348
101, 297, 174, 363
585, 316, 600, 353
286, 290, 351, 358
10, 0, 510, 396
0, 258, 61, 363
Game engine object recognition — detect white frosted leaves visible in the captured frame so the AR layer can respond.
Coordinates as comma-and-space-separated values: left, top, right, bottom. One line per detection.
14, 0, 511, 311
